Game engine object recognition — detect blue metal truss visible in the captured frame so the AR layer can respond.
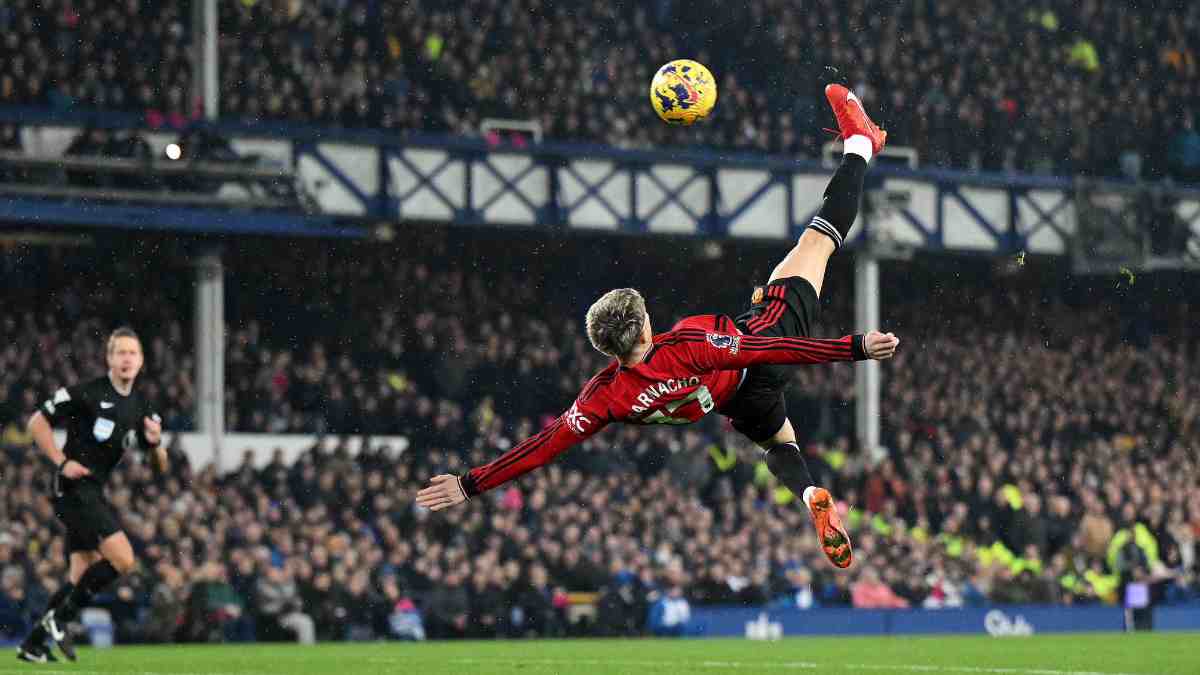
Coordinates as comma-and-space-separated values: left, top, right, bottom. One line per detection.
385, 147, 465, 221
635, 165, 710, 234
1014, 188, 1073, 243
5, 106, 1199, 253
560, 160, 627, 227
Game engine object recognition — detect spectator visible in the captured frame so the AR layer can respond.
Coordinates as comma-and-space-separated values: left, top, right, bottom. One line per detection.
254, 565, 315, 644
342, 570, 377, 641
647, 578, 692, 637
3, 1, 1200, 180
851, 566, 910, 609
144, 564, 188, 643
467, 569, 504, 638
595, 571, 642, 636
425, 569, 470, 639
1079, 497, 1115, 560
773, 566, 818, 610
377, 575, 425, 641
183, 562, 253, 643
0, 566, 35, 642
508, 564, 565, 638
299, 571, 346, 643
1168, 114, 1200, 182
1, 232, 1199, 645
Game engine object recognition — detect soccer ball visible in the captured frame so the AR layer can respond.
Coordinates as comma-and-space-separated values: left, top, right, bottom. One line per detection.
649, 59, 717, 126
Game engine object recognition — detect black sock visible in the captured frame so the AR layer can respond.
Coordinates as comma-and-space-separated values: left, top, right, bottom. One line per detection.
807, 155, 868, 250
23, 582, 74, 647
46, 582, 75, 614
58, 560, 119, 623
763, 442, 815, 496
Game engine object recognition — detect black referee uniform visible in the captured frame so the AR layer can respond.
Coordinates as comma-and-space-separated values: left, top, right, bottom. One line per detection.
40, 376, 160, 556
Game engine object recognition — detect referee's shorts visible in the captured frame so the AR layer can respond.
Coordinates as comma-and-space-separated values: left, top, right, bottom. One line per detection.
52, 476, 122, 558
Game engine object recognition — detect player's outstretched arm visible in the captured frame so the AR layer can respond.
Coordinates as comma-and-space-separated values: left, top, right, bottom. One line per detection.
416, 403, 607, 512
689, 328, 899, 370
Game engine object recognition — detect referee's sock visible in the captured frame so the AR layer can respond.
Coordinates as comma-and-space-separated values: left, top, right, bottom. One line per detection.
806, 154, 868, 251
57, 560, 119, 623
24, 582, 73, 646
763, 441, 815, 496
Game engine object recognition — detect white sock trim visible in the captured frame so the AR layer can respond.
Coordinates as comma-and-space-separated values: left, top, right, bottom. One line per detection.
844, 134, 873, 163
807, 215, 842, 249
802, 485, 818, 508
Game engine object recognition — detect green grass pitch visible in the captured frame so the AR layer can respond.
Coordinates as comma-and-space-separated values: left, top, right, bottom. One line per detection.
6, 633, 1198, 674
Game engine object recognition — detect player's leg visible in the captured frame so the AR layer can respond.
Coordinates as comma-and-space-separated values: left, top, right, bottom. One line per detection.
725, 394, 825, 508
768, 83, 886, 296
725, 286, 854, 569
757, 418, 816, 495
757, 418, 854, 569
768, 153, 868, 295
769, 229, 836, 296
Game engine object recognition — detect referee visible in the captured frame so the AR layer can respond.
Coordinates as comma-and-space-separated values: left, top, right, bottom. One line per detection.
17, 327, 167, 664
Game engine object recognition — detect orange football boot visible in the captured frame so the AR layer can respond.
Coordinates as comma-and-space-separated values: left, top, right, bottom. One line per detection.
806, 487, 854, 569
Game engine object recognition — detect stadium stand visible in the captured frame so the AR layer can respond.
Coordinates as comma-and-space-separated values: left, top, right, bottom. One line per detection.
2, 233, 1197, 642
1, 0, 1198, 180
2, 0, 1199, 652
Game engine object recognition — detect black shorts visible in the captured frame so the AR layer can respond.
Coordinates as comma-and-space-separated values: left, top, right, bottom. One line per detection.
719, 275, 820, 443
52, 477, 122, 557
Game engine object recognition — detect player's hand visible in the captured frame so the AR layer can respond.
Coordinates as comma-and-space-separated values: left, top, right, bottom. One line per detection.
864, 331, 899, 360
61, 460, 92, 479
416, 474, 470, 512
144, 416, 163, 446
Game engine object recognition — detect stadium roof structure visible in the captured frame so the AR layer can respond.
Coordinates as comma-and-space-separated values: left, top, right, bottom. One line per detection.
1, 107, 1198, 268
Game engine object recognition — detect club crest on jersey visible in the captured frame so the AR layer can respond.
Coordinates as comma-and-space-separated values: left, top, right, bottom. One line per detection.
565, 402, 592, 434
93, 417, 115, 442
751, 287, 765, 304
706, 333, 741, 355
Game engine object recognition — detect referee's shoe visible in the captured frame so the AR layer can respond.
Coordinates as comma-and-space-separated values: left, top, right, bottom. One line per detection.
15, 644, 57, 664
40, 609, 77, 661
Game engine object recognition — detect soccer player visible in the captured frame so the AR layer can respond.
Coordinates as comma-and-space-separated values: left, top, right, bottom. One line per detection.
417, 85, 891, 570
17, 328, 167, 664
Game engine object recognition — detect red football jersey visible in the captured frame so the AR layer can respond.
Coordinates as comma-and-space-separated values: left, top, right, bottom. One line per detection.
459, 314, 866, 497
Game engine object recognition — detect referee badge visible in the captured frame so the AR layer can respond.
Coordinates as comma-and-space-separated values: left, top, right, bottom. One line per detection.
93, 417, 115, 442
751, 287, 765, 304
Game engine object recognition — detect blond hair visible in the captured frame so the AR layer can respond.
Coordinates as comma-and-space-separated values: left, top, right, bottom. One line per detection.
107, 326, 141, 355
585, 288, 647, 358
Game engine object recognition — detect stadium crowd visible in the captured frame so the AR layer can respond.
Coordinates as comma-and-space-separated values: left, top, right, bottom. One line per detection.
1, 234, 1199, 643
2, 0, 1199, 181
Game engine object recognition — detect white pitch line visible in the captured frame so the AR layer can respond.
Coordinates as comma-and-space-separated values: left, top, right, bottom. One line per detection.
0, 667, 250, 672
450, 657, 1149, 675
0, 660, 1151, 675
452, 658, 818, 670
